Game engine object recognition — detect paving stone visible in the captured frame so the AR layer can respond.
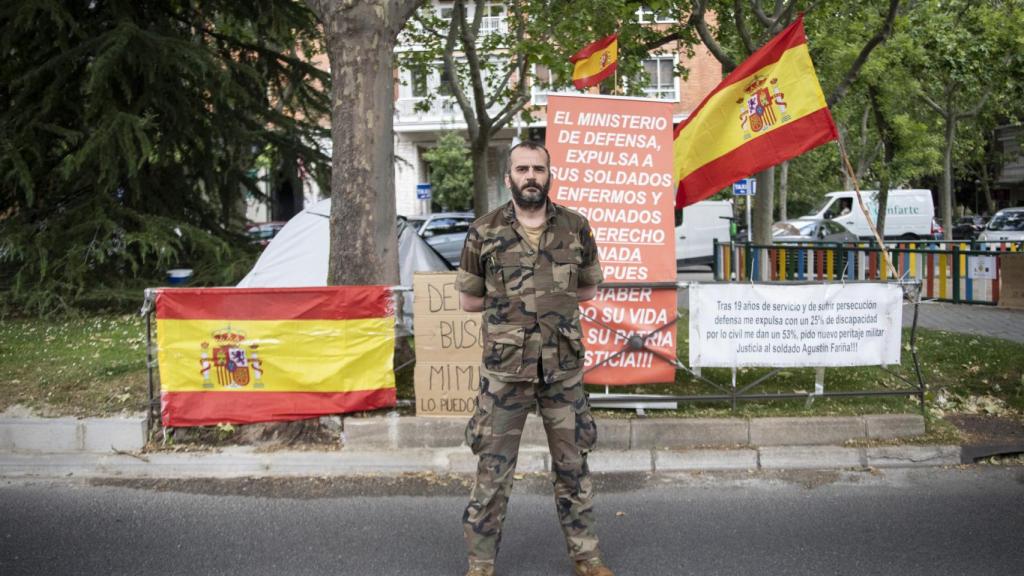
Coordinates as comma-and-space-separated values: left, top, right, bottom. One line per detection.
865, 414, 926, 439
342, 417, 394, 449
632, 418, 748, 449
81, 418, 147, 452
750, 417, 865, 446
865, 445, 960, 468
655, 449, 758, 471
0, 418, 82, 452
587, 450, 652, 473
395, 416, 466, 448
759, 446, 865, 470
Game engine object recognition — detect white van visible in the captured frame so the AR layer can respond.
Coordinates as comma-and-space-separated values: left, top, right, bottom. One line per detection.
676, 200, 733, 268
804, 189, 936, 240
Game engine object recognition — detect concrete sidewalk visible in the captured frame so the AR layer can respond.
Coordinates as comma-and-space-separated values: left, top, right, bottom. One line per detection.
0, 413, 964, 478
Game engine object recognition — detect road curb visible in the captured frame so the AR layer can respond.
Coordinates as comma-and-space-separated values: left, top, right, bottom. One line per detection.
0, 444, 962, 479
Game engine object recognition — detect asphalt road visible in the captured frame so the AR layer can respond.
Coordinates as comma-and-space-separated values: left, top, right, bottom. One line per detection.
2, 467, 1022, 575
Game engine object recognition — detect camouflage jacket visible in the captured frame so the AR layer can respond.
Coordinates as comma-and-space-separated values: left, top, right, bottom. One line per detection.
457, 200, 603, 383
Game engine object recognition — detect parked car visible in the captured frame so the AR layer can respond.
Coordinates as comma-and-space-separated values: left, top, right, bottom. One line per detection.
405, 211, 474, 238
978, 207, 1024, 243
772, 219, 859, 243
952, 216, 987, 241
404, 211, 474, 267
245, 221, 286, 247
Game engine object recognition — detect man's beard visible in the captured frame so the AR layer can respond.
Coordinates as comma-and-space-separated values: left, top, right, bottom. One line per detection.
510, 178, 550, 210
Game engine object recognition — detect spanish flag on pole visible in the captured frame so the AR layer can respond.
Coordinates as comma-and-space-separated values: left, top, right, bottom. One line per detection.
570, 34, 618, 89
156, 286, 396, 427
674, 15, 837, 207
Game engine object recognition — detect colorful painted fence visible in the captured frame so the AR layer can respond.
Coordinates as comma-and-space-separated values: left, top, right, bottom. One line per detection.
713, 240, 1022, 305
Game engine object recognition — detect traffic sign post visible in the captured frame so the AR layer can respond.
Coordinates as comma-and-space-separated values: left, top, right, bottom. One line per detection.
416, 183, 432, 214
732, 178, 756, 243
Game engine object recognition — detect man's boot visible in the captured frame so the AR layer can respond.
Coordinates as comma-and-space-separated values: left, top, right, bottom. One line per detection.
465, 562, 495, 576
574, 557, 614, 576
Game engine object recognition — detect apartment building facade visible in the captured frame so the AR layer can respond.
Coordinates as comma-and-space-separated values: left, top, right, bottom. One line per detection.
392, 1, 723, 217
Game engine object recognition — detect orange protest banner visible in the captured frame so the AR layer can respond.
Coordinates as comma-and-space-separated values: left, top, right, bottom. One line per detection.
547, 95, 677, 384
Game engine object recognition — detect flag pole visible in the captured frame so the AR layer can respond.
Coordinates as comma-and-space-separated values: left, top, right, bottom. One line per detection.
835, 138, 897, 279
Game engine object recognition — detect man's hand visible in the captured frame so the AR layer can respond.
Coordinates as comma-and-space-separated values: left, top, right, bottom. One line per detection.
577, 284, 598, 302
460, 292, 484, 312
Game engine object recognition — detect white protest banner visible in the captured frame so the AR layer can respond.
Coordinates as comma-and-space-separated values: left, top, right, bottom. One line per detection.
689, 283, 903, 368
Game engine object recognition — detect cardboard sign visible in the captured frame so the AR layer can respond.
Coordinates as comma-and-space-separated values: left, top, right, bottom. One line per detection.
546, 95, 678, 384
999, 253, 1024, 310
413, 272, 481, 416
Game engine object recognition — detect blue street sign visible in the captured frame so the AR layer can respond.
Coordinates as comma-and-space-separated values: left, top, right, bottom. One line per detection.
732, 178, 757, 196
416, 183, 432, 200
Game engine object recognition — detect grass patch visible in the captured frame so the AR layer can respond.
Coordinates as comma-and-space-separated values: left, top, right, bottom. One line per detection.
1, 309, 1021, 420
0, 314, 149, 417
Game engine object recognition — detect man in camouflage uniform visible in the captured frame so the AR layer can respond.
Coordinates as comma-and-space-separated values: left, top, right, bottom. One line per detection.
456, 141, 613, 576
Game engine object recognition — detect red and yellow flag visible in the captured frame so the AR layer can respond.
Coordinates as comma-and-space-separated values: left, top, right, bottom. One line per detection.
674, 15, 837, 207
156, 286, 396, 427
570, 34, 618, 89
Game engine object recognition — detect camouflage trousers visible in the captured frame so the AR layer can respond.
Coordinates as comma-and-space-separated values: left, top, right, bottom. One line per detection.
462, 366, 600, 567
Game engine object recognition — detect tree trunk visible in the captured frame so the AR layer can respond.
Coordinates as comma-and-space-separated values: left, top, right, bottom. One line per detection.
979, 160, 996, 216
778, 160, 789, 221
314, 1, 417, 286
940, 113, 956, 241
753, 166, 775, 245
471, 139, 490, 217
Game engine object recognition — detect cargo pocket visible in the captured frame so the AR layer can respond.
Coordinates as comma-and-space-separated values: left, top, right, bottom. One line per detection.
574, 399, 597, 453
551, 249, 581, 292
464, 396, 491, 455
483, 324, 526, 376
557, 324, 584, 371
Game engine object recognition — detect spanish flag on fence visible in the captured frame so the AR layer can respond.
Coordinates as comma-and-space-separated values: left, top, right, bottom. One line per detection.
570, 33, 618, 89
155, 286, 396, 427
674, 15, 837, 207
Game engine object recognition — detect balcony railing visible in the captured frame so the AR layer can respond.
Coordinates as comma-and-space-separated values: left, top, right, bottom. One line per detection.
394, 96, 503, 125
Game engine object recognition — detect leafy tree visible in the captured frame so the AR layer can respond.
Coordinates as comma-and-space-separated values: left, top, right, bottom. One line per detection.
675, 0, 901, 244
422, 132, 474, 211
0, 0, 330, 314
906, 0, 1022, 238
304, 0, 421, 286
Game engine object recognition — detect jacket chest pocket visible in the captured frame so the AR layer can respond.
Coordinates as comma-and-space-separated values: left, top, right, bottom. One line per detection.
550, 249, 582, 292
483, 324, 526, 375
496, 252, 531, 296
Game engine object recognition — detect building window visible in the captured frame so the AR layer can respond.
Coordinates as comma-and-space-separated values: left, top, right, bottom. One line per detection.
642, 56, 676, 101
480, 4, 506, 34
636, 5, 675, 24
410, 68, 429, 98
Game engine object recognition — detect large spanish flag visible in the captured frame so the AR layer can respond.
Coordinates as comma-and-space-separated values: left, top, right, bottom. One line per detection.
570, 34, 618, 89
674, 15, 837, 207
156, 286, 396, 427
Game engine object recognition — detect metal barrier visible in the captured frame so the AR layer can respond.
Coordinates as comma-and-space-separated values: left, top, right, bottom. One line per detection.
713, 239, 1022, 305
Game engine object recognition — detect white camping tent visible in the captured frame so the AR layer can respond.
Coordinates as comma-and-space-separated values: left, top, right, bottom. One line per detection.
238, 198, 452, 329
